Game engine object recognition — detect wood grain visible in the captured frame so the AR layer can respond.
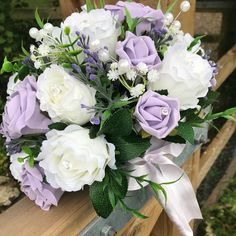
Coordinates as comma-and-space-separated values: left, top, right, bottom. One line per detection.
198, 115, 236, 187
117, 198, 163, 236
214, 43, 236, 90
0, 190, 96, 236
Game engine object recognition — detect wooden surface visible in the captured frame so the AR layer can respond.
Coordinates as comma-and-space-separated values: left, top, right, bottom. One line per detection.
117, 198, 163, 236
204, 154, 236, 206
214, 43, 236, 90
198, 114, 236, 186
60, 0, 80, 18
0, 190, 96, 236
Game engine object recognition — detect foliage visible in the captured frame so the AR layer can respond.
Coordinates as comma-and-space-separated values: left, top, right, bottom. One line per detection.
198, 179, 236, 236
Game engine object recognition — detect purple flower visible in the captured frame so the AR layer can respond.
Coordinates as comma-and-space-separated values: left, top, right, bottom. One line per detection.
116, 32, 161, 69
21, 163, 63, 211
134, 90, 180, 139
1, 76, 52, 141
105, 1, 164, 35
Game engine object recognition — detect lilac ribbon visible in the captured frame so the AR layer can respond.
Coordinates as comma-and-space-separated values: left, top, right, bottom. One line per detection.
128, 138, 202, 236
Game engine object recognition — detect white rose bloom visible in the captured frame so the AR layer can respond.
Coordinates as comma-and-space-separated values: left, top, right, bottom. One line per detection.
37, 65, 96, 125
9, 152, 27, 182
149, 44, 213, 110
62, 9, 120, 55
38, 125, 116, 191
7, 73, 22, 96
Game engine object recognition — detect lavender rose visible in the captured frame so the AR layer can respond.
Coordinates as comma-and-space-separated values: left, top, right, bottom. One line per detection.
21, 163, 63, 211
105, 1, 164, 35
116, 32, 161, 69
1, 76, 51, 141
134, 90, 180, 139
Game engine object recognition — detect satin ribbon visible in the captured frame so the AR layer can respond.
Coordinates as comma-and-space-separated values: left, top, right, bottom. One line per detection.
128, 138, 202, 236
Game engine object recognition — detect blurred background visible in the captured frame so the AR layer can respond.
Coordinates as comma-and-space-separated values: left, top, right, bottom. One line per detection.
0, 0, 235, 235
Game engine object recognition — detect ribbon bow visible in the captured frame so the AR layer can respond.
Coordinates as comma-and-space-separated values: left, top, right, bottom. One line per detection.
128, 138, 202, 236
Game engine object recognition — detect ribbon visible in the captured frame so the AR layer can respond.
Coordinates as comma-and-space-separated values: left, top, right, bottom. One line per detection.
128, 138, 202, 236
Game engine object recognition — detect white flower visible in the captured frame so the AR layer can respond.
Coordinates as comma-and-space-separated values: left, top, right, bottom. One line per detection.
38, 44, 51, 56
7, 73, 22, 96
130, 84, 145, 98
38, 125, 116, 191
136, 62, 148, 75
149, 43, 213, 110
147, 69, 159, 82
107, 69, 119, 81
62, 9, 120, 55
30, 45, 35, 53
110, 62, 118, 70
9, 152, 27, 182
34, 60, 41, 69
36, 64, 96, 125
126, 69, 137, 81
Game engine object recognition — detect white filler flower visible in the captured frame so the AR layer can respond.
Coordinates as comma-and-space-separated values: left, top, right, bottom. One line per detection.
38, 125, 116, 191
37, 65, 96, 125
62, 9, 120, 55
149, 44, 213, 110
9, 152, 27, 182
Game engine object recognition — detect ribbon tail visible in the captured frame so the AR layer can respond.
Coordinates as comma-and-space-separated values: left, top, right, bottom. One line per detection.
151, 162, 202, 236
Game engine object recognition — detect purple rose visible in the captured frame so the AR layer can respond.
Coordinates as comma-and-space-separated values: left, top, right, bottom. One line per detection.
1, 76, 52, 141
105, 1, 164, 35
116, 32, 161, 69
21, 163, 63, 211
134, 90, 180, 139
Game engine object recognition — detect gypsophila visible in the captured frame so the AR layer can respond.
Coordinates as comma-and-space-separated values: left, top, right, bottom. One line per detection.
130, 84, 145, 97
110, 62, 118, 70
126, 69, 137, 81
107, 69, 119, 81
136, 62, 149, 75
147, 69, 159, 82
34, 60, 41, 69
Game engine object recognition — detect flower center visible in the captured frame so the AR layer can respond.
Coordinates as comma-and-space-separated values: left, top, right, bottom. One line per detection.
161, 107, 169, 116
62, 160, 72, 170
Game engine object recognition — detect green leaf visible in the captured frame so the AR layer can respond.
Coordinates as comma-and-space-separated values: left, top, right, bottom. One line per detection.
99, 0, 105, 8
89, 125, 100, 139
35, 9, 44, 28
187, 35, 206, 51
124, 7, 138, 32
108, 189, 116, 209
157, 0, 162, 10
17, 157, 26, 163
223, 115, 236, 122
176, 123, 195, 144
22, 146, 32, 156
1, 57, 13, 74
156, 89, 168, 96
98, 109, 132, 137
90, 181, 113, 218
21, 42, 30, 56
18, 65, 30, 80
28, 156, 35, 168
109, 133, 151, 161
48, 122, 67, 130
110, 99, 136, 110
166, 0, 179, 13
163, 135, 186, 144
132, 210, 148, 219
199, 90, 220, 108
86, 0, 95, 12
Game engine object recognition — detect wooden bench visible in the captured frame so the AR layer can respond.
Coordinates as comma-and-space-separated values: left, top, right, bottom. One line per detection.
0, 1, 235, 235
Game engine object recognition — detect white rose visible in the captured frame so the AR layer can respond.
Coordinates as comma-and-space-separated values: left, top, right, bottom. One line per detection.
149, 44, 213, 110
9, 152, 27, 182
7, 73, 22, 96
38, 125, 116, 191
36, 65, 96, 125
62, 9, 120, 55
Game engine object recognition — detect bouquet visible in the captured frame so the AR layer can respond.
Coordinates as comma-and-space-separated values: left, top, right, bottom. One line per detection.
1, 1, 235, 235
